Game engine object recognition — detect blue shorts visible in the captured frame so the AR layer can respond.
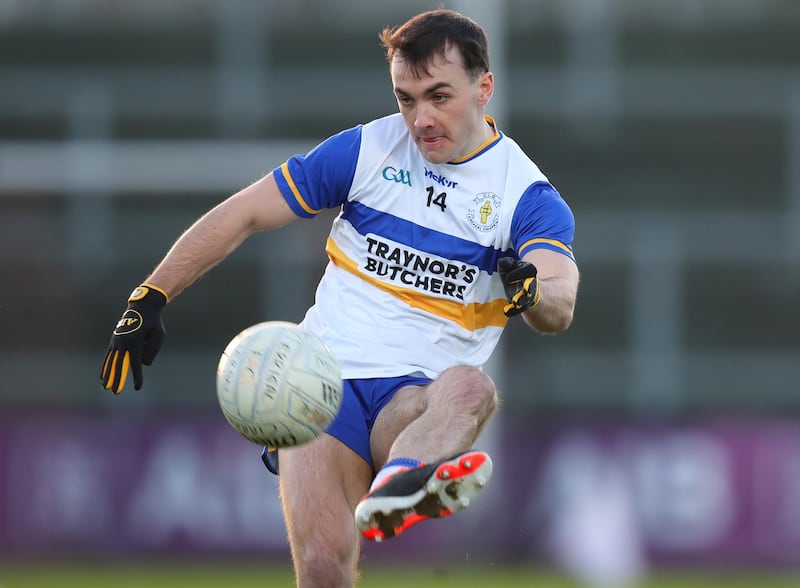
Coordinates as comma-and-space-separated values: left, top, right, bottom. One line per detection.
327, 374, 432, 470
261, 373, 431, 475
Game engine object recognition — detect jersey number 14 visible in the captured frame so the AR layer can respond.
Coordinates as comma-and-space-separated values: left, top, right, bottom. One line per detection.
426, 186, 447, 212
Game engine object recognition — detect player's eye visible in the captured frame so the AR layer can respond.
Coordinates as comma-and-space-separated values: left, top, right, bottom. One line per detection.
433, 94, 448, 103
397, 95, 413, 106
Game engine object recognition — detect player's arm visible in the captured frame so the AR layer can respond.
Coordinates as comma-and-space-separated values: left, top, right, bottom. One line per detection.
102, 125, 361, 394
498, 180, 578, 334
101, 172, 299, 394
498, 249, 579, 334
517, 248, 578, 333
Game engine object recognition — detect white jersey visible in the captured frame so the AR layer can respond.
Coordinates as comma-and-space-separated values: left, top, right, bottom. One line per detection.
274, 113, 575, 379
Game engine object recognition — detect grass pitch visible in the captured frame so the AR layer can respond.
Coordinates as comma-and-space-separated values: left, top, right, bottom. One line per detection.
2, 560, 800, 587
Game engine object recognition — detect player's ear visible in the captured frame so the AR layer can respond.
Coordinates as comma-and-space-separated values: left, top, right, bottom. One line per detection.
477, 71, 493, 107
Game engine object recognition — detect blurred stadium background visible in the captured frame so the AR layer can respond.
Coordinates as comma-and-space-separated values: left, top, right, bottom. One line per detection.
2, 0, 800, 586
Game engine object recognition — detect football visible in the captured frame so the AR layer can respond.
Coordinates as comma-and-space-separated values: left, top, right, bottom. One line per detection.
216, 321, 343, 448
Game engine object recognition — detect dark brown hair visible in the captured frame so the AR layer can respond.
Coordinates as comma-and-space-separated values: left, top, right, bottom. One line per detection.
379, 9, 490, 81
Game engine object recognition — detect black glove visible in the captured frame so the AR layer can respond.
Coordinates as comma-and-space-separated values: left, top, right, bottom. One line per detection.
101, 284, 168, 394
497, 257, 540, 317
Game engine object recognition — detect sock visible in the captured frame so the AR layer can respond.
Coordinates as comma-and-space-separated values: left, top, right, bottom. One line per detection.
370, 457, 421, 491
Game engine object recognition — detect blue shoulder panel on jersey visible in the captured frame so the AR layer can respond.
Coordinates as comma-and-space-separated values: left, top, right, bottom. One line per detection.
274, 126, 362, 218
342, 200, 513, 273
511, 182, 576, 260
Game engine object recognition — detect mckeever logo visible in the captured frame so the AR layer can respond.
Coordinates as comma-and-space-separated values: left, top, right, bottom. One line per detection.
382, 166, 412, 187
424, 168, 458, 189
467, 192, 502, 232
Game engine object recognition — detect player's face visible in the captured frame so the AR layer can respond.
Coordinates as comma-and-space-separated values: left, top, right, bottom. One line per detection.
390, 46, 494, 164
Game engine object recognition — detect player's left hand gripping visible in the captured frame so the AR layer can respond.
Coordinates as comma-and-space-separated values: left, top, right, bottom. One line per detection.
497, 257, 540, 317
101, 284, 168, 394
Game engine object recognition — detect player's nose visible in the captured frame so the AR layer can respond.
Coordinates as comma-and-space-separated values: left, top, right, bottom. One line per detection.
414, 102, 435, 129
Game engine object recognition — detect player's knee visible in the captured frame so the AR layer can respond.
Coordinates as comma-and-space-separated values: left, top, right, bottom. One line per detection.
293, 540, 356, 587
438, 365, 498, 419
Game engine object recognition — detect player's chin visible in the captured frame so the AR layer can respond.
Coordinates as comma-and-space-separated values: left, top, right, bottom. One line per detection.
416, 138, 453, 164
419, 147, 453, 165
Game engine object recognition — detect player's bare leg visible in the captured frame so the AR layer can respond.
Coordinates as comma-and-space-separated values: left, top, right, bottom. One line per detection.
359, 365, 498, 541
278, 433, 372, 588
371, 365, 498, 470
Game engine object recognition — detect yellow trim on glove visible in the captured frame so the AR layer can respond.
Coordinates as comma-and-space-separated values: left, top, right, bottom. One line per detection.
128, 283, 170, 303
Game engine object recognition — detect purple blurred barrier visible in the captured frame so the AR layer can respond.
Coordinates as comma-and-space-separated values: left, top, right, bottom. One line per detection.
498, 419, 800, 567
0, 415, 286, 557
2, 414, 800, 565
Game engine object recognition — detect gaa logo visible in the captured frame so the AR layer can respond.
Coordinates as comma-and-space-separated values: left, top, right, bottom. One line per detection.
381, 166, 412, 187
114, 309, 143, 335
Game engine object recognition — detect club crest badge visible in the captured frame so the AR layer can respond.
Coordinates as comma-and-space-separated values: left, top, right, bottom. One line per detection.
467, 193, 502, 232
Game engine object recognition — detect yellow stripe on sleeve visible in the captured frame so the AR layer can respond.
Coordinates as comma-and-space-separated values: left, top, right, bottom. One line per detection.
280, 162, 321, 215
518, 237, 574, 258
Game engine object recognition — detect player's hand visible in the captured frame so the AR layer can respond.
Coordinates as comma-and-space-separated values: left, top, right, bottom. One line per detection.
101, 284, 168, 394
497, 257, 540, 317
